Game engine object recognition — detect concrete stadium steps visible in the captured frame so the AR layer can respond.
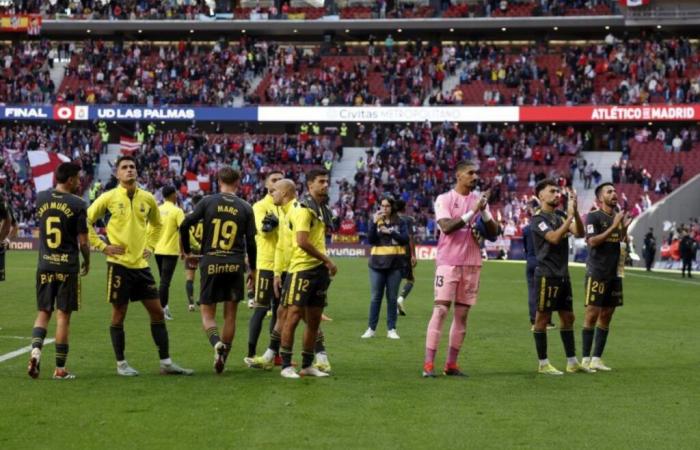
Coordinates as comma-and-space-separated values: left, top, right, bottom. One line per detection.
576, 151, 623, 212
329, 147, 367, 204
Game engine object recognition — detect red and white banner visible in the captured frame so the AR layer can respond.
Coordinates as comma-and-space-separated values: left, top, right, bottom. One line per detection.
519, 105, 700, 122
27, 150, 71, 193
620, 0, 650, 7
119, 136, 141, 155
185, 171, 211, 194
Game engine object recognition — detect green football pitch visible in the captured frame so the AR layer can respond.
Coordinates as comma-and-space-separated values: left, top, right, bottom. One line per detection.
0, 252, 697, 449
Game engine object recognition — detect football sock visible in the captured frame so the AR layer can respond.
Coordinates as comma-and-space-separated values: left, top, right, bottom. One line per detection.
185, 280, 194, 304
247, 307, 267, 357
582, 327, 594, 358
280, 347, 293, 369
533, 330, 547, 361
109, 324, 126, 361
31, 327, 47, 349
301, 351, 314, 369
314, 330, 326, 354
559, 328, 576, 358
446, 305, 468, 365
593, 326, 609, 358
425, 304, 449, 364
206, 326, 220, 347
269, 298, 280, 333
269, 329, 281, 354
55, 343, 68, 369
150, 320, 170, 360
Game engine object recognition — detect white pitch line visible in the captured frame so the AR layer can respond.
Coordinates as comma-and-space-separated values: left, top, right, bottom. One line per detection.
0, 336, 32, 340
625, 272, 700, 286
0, 338, 55, 363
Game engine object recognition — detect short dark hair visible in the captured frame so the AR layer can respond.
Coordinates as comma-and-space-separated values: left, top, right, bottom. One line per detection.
192, 194, 203, 206
306, 168, 329, 185
266, 170, 284, 180
55, 162, 81, 183
395, 199, 406, 213
217, 167, 240, 185
116, 155, 136, 169
162, 185, 177, 198
535, 179, 559, 197
594, 182, 615, 199
456, 160, 477, 172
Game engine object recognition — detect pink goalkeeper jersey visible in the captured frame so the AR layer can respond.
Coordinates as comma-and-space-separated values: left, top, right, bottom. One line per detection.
434, 189, 487, 267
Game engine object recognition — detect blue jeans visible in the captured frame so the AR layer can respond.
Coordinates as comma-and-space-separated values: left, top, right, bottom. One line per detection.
368, 267, 402, 331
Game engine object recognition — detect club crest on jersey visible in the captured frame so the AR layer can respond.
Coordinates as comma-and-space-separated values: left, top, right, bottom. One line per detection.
538, 222, 549, 232
587, 224, 595, 234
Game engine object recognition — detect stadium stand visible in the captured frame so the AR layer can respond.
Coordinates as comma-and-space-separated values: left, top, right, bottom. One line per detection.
1, 35, 699, 107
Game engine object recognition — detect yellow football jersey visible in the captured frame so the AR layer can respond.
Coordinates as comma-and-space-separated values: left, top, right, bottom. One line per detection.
287, 201, 326, 273
154, 201, 185, 256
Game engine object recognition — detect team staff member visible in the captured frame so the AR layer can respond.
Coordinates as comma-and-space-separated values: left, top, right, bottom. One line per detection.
582, 183, 631, 372
27, 163, 90, 380
154, 185, 185, 320
361, 196, 408, 340
280, 169, 337, 379
88, 155, 192, 377
245, 170, 284, 366
530, 180, 588, 376
180, 168, 257, 374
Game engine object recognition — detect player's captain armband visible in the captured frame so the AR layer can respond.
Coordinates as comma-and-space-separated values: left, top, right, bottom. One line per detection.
587, 224, 595, 234
538, 222, 549, 232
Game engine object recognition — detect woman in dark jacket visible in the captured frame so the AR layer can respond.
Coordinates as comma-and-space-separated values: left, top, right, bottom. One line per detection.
361, 196, 409, 340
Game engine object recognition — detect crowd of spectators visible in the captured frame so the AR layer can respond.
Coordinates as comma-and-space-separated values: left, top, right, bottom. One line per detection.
261, 38, 456, 106
333, 121, 583, 243
116, 124, 341, 208
1, 121, 343, 232
609, 126, 699, 199
0, 41, 57, 104
445, 0, 615, 18
0, 123, 101, 236
1, 0, 216, 20
429, 34, 700, 107
3, 119, 699, 247
0, 0, 617, 20
59, 38, 269, 106
3, 34, 700, 108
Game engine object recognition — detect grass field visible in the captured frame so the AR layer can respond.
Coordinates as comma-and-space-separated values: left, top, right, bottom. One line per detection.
0, 252, 698, 449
